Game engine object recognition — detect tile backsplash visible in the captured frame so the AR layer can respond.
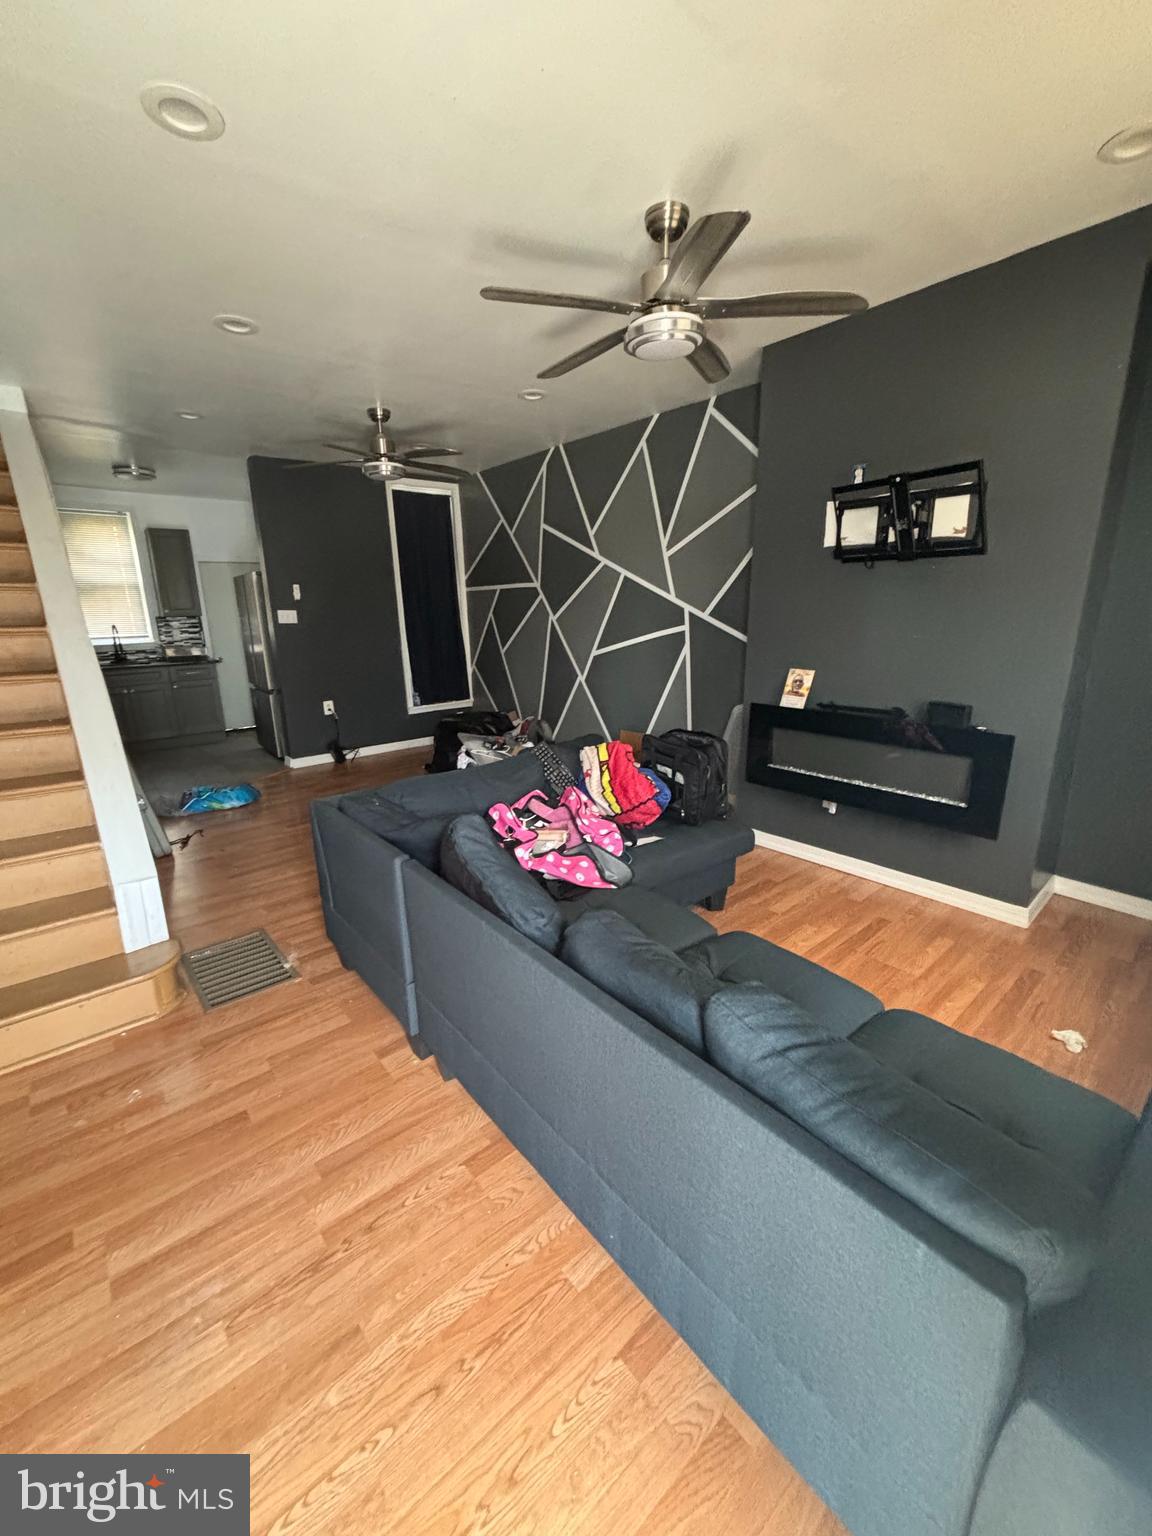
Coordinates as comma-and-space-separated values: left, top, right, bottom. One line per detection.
156, 615, 206, 648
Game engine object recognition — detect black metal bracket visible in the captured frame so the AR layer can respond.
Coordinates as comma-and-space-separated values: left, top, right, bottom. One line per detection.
831, 459, 987, 564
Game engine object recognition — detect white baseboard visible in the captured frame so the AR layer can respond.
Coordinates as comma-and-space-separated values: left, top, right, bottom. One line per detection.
1051, 876, 1152, 921
751, 829, 1041, 928
285, 735, 432, 770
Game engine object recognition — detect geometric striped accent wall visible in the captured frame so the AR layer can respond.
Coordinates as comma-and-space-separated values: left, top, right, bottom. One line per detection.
461, 385, 757, 740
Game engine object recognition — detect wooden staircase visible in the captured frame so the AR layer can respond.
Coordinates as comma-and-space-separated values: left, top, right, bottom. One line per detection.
0, 451, 183, 1072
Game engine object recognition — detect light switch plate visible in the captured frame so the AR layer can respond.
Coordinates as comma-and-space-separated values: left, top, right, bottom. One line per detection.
292, 583, 301, 600
276, 608, 298, 624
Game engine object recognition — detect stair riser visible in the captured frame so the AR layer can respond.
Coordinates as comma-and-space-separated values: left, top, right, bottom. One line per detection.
0, 472, 14, 503
0, 784, 92, 839
0, 730, 80, 778
0, 589, 43, 627
0, 632, 55, 674
0, 677, 66, 725
0, 964, 182, 1074
0, 509, 23, 543
0, 546, 34, 583
0, 911, 122, 988
0, 847, 107, 910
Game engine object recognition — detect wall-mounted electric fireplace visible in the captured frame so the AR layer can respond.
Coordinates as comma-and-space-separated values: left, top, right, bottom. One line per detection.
746, 703, 1014, 839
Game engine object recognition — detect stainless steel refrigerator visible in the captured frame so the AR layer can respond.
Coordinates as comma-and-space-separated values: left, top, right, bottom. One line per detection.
234, 570, 285, 759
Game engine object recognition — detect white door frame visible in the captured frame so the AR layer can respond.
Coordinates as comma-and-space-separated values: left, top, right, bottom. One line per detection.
385, 477, 474, 715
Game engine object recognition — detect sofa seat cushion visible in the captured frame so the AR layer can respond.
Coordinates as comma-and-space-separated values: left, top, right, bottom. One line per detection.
439, 814, 564, 953
852, 1010, 1138, 1202
683, 930, 882, 1039
559, 885, 715, 953
560, 910, 719, 1053
705, 984, 1104, 1309
626, 819, 755, 892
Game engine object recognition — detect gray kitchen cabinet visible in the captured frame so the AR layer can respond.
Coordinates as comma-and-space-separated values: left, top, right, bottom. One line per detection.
171, 671, 225, 736
102, 663, 224, 746
146, 526, 200, 616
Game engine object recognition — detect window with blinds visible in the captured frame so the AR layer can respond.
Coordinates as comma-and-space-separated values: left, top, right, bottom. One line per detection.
59, 509, 152, 641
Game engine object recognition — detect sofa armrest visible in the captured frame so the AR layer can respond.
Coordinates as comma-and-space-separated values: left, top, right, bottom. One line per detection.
311, 799, 415, 1031
972, 1096, 1152, 1536
402, 861, 1025, 1536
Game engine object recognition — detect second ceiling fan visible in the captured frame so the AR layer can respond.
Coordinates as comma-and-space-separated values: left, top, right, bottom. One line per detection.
287, 406, 468, 483
481, 199, 868, 383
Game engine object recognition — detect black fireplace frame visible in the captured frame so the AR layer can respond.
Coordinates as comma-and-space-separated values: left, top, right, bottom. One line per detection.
745, 703, 1015, 840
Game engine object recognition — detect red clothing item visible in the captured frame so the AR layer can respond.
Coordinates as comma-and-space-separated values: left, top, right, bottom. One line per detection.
588, 740, 663, 829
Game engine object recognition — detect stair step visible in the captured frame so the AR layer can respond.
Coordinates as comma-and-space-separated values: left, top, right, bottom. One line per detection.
0, 771, 92, 839
0, 940, 184, 1073
0, 673, 66, 726
0, 824, 101, 861
0, 826, 105, 909
0, 888, 121, 988
0, 627, 55, 674
0, 584, 43, 627
0, 545, 33, 582
0, 509, 24, 542
0, 719, 78, 777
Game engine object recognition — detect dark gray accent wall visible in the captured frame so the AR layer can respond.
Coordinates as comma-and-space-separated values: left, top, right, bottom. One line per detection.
1051, 277, 1152, 900
465, 387, 758, 740
248, 456, 429, 758
740, 205, 1152, 906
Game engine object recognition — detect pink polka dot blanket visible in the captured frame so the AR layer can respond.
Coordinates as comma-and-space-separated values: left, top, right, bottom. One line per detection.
488, 785, 625, 889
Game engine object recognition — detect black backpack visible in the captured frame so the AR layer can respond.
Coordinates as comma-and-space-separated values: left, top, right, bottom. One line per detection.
641, 729, 730, 825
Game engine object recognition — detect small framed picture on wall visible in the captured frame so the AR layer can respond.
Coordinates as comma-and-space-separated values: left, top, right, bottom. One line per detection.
780, 667, 815, 709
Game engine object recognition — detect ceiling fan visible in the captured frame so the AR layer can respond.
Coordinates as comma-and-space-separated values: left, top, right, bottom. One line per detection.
481, 199, 868, 383
286, 406, 467, 483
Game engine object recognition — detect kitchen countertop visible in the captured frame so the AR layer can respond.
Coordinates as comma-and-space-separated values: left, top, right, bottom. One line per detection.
98, 655, 221, 671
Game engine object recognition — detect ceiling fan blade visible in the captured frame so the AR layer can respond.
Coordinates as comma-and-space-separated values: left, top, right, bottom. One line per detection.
687, 337, 731, 384
537, 327, 627, 380
399, 445, 462, 459
396, 462, 469, 483
655, 211, 751, 303
698, 291, 869, 320
481, 286, 639, 317
284, 458, 364, 470
323, 442, 368, 455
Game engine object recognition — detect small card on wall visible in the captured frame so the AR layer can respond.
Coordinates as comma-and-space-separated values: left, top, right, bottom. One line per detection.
780, 667, 815, 709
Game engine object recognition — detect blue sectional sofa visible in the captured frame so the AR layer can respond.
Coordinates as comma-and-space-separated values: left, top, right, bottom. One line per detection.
311, 745, 1151, 1536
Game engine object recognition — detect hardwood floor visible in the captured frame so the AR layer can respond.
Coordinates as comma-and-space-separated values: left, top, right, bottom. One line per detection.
1, 749, 1149, 1534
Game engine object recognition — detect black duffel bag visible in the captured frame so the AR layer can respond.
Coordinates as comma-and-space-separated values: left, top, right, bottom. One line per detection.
425, 709, 515, 773
641, 729, 730, 825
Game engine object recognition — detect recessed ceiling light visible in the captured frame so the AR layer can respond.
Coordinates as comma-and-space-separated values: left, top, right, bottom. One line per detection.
176, 410, 202, 420
518, 389, 546, 401
1097, 124, 1152, 164
112, 461, 157, 481
140, 83, 225, 142
213, 314, 259, 335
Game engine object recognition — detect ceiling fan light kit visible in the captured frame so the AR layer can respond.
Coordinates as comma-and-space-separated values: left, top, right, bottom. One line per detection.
481, 198, 868, 381
623, 307, 704, 361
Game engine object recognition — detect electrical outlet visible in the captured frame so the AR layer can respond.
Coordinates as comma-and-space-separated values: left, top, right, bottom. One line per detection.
322, 699, 336, 716
292, 583, 301, 600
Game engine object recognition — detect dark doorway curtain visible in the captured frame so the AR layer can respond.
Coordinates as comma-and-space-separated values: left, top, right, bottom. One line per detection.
391, 488, 469, 708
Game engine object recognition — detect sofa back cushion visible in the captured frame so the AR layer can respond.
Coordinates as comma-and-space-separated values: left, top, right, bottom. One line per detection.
560, 910, 719, 1054
704, 983, 1103, 1308
439, 814, 564, 953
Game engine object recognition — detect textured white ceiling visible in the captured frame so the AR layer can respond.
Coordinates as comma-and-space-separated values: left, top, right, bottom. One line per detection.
2, 0, 1150, 497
